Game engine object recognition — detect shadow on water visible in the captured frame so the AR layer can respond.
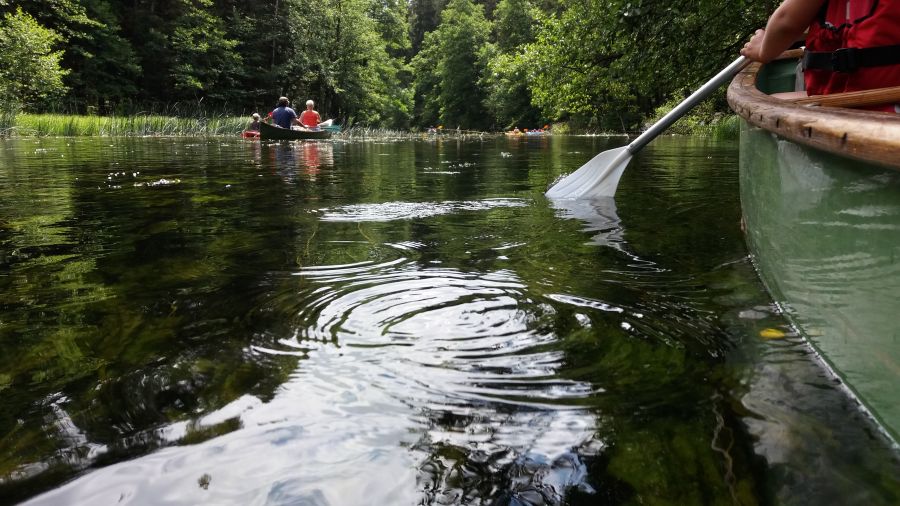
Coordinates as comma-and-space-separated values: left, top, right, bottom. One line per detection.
0, 136, 897, 505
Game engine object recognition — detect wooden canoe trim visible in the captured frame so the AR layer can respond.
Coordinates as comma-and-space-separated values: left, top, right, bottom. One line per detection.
790, 86, 900, 109
727, 61, 900, 170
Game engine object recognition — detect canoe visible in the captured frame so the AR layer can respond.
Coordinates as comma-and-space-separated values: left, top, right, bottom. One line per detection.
727, 52, 900, 442
259, 121, 332, 140
241, 130, 259, 139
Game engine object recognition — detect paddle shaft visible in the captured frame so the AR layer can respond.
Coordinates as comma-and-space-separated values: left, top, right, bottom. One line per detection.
627, 56, 751, 154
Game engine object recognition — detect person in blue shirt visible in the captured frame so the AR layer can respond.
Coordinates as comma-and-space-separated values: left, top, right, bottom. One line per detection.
270, 97, 300, 128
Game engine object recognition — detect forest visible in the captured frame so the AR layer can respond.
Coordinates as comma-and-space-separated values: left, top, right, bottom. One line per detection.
0, 0, 780, 131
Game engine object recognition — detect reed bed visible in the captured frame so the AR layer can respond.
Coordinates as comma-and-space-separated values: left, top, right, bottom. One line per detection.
9, 114, 247, 137
706, 114, 741, 140
0, 110, 15, 135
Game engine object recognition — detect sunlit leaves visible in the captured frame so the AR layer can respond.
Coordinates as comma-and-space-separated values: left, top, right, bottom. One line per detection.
0, 8, 68, 111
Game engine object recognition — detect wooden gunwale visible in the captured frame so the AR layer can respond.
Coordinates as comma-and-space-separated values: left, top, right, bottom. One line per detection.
726, 55, 900, 170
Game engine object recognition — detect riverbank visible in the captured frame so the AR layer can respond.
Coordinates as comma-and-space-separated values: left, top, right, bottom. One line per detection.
1, 114, 740, 139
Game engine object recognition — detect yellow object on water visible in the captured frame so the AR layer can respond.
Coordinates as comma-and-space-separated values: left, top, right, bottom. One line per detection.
759, 328, 786, 340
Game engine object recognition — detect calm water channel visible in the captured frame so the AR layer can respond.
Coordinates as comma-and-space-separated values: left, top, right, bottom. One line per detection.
1, 135, 898, 505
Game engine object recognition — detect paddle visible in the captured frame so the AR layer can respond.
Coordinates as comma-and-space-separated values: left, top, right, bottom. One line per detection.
546, 56, 752, 199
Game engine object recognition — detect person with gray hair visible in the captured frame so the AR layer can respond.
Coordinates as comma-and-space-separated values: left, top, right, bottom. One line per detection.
270, 96, 299, 128
247, 113, 261, 131
300, 99, 322, 128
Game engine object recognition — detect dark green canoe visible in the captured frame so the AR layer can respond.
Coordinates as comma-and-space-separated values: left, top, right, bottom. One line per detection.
259, 121, 332, 140
728, 55, 900, 443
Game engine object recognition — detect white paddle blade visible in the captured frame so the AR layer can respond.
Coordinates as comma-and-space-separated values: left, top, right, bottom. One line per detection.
318, 119, 333, 127
545, 146, 632, 199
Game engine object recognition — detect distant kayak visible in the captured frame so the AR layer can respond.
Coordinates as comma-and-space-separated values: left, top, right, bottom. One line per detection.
241, 130, 260, 139
506, 130, 548, 137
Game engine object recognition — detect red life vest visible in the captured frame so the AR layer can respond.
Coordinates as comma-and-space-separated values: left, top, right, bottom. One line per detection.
804, 0, 900, 111
300, 110, 321, 128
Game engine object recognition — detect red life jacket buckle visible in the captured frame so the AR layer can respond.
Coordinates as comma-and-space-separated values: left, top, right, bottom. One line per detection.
831, 47, 859, 73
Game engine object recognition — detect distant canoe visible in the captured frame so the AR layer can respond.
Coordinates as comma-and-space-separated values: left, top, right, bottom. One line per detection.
259, 121, 332, 140
241, 130, 259, 139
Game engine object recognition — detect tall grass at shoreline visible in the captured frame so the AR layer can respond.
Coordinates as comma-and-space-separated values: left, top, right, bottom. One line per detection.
8, 114, 247, 137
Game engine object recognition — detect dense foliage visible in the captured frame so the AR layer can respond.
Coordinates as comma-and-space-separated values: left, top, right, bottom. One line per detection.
0, 8, 69, 111
0, 0, 779, 129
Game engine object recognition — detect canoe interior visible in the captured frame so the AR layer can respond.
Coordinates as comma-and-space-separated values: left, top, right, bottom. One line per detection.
755, 59, 800, 95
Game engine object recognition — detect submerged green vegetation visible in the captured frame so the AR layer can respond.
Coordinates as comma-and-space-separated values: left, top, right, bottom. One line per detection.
0, 0, 779, 133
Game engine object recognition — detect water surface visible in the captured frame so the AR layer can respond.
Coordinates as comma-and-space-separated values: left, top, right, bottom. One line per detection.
0, 135, 898, 505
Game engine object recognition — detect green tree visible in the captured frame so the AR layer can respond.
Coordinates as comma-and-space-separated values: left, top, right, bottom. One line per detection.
68, 1, 140, 109
168, 0, 242, 100
482, 0, 542, 129
410, 30, 443, 127
0, 8, 68, 111
409, 0, 445, 52
369, 0, 415, 127
268, 0, 411, 128
483, 51, 544, 129
493, 0, 535, 51
2, 0, 139, 111
525, 0, 778, 129
412, 0, 492, 130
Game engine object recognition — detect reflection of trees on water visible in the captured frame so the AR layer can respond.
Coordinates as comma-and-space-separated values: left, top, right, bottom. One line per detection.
5, 138, 744, 505
6, 137, 900, 505
0, 138, 305, 503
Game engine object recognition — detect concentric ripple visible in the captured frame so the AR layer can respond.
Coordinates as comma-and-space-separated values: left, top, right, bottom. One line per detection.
264, 254, 598, 409
252, 253, 601, 504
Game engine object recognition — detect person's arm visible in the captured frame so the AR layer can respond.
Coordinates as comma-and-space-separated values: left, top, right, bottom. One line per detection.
741, 0, 826, 63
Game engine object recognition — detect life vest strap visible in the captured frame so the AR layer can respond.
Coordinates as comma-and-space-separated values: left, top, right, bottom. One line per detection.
802, 44, 900, 73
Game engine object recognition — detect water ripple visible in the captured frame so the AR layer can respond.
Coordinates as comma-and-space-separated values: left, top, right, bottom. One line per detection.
319, 198, 528, 222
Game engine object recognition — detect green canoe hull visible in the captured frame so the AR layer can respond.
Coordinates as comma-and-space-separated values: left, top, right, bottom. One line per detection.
259, 121, 332, 140
730, 55, 900, 443
739, 121, 900, 442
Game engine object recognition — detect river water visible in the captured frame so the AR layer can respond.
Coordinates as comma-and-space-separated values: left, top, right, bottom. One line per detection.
0, 135, 898, 505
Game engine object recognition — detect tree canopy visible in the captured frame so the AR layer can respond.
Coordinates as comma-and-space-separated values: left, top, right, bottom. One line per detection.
0, 8, 69, 111
0, 0, 778, 129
